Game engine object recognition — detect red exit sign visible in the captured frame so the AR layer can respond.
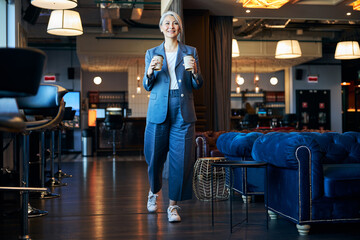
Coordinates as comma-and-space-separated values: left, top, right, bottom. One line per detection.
307, 75, 318, 83
44, 75, 56, 82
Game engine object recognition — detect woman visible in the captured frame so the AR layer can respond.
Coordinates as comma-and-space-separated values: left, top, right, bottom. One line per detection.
143, 11, 203, 222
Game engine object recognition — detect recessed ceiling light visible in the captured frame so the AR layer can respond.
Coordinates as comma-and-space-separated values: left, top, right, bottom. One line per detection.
246, 9, 251, 13
347, 12, 352, 16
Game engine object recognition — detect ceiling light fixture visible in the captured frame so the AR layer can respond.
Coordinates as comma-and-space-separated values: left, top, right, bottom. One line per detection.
240, 0, 289, 9
236, 74, 245, 85
47, 10, 83, 36
31, 0, 77, 10
352, 0, 360, 11
270, 77, 278, 85
93, 76, 102, 85
232, 39, 240, 57
275, 40, 302, 59
334, 41, 360, 60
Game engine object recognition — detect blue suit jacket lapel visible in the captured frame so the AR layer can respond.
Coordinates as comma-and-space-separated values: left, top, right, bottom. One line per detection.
175, 42, 188, 70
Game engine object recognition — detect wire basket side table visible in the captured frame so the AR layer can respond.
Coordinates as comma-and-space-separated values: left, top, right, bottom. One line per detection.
193, 157, 229, 201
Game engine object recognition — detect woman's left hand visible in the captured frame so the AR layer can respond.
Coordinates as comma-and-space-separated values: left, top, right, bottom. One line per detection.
184, 57, 197, 74
191, 61, 197, 75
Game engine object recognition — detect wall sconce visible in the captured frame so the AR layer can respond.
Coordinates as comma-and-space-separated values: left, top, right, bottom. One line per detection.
136, 77, 141, 94
232, 39, 240, 57
270, 77, 278, 85
93, 76, 102, 85
334, 41, 360, 60
275, 40, 302, 59
236, 74, 245, 85
31, 0, 77, 9
47, 10, 83, 36
253, 61, 260, 93
136, 60, 141, 94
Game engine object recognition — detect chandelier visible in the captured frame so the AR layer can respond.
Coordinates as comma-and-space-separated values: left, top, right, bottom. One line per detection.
240, 0, 290, 9
352, 0, 360, 11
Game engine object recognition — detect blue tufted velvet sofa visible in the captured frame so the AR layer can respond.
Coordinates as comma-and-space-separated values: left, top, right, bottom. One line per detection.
216, 132, 265, 201
251, 131, 360, 235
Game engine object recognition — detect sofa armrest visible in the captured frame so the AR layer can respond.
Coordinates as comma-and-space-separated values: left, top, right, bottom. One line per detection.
195, 131, 226, 159
252, 132, 326, 222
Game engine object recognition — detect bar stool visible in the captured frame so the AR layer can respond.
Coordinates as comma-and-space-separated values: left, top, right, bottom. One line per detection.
104, 107, 124, 156
55, 107, 75, 179
0, 47, 48, 240
17, 84, 68, 189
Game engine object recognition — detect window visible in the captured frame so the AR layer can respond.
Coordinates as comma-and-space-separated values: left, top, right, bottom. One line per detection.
0, 0, 6, 47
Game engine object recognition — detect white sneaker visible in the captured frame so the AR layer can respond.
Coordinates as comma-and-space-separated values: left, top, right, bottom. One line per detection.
147, 190, 158, 213
167, 205, 181, 222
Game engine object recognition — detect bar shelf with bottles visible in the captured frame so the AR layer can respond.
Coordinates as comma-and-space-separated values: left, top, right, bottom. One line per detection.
88, 91, 128, 110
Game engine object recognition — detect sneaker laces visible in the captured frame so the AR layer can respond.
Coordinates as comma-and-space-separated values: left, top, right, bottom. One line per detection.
168, 205, 181, 216
148, 191, 158, 206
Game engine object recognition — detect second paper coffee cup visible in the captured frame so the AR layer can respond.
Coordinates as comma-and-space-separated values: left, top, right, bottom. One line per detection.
183, 55, 194, 71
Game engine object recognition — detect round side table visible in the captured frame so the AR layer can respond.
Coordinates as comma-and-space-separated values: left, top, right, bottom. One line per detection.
192, 157, 229, 201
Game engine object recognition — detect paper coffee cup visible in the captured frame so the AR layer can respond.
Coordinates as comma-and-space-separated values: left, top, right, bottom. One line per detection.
183, 55, 194, 71
153, 55, 163, 71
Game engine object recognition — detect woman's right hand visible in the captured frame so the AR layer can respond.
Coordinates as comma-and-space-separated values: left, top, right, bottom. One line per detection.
147, 57, 158, 77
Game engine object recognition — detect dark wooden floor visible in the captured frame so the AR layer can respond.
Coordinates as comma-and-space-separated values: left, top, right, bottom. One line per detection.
1, 154, 360, 240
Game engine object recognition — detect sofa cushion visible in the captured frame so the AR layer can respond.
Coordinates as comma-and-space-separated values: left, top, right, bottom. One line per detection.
323, 164, 360, 198
252, 132, 321, 169
216, 132, 263, 158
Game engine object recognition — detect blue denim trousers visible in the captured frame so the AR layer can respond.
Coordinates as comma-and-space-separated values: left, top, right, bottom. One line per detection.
144, 89, 195, 201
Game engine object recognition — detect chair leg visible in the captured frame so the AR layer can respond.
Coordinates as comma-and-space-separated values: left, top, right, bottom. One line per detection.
39, 132, 59, 199
46, 131, 66, 187
112, 129, 116, 156
296, 224, 311, 235
55, 129, 72, 179
20, 134, 30, 240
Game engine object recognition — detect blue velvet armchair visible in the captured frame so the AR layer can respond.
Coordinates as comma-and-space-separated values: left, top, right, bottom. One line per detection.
252, 131, 360, 235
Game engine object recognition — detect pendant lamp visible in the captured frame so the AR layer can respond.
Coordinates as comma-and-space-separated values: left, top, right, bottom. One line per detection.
275, 40, 301, 59
31, 0, 77, 10
47, 10, 83, 36
232, 39, 240, 57
334, 41, 360, 60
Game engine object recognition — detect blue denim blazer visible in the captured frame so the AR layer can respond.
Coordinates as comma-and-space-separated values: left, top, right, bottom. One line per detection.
143, 41, 203, 124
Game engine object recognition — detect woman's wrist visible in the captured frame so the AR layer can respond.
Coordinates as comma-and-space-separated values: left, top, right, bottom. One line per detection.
147, 70, 154, 78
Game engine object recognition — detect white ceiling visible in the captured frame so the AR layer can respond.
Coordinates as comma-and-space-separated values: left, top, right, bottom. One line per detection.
27, 0, 360, 73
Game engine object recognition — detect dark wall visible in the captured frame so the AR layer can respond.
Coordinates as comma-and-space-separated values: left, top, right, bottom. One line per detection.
184, 10, 212, 131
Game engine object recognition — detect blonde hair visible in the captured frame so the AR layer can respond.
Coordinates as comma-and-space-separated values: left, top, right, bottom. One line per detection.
159, 11, 183, 37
